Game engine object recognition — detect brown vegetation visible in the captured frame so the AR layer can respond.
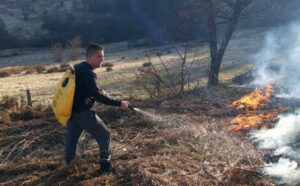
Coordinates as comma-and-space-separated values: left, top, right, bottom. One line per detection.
106, 67, 113, 72
0, 90, 273, 185
102, 62, 114, 68
35, 64, 46, 74
59, 63, 69, 72
25, 68, 36, 74
47, 66, 60, 73
0, 95, 45, 125
0, 66, 29, 77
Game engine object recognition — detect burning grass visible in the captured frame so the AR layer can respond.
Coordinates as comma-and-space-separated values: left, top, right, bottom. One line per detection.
229, 85, 279, 131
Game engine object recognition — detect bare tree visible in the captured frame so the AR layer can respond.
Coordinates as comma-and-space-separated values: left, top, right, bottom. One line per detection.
195, 0, 253, 86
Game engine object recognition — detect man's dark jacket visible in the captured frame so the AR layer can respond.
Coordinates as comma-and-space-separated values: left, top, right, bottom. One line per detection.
72, 62, 121, 114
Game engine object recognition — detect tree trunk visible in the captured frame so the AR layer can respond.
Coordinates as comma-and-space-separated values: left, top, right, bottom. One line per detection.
207, 4, 240, 87
206, 0, 219, 87
208, 57, 220, 86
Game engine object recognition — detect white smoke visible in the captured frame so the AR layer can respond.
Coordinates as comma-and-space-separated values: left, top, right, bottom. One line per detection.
263, 158, 300, 186
250, 111, 300, 185
251, 22, 300, 98
249, 22, 300, 185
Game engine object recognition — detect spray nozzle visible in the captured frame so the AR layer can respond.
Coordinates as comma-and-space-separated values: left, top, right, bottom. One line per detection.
128, 105, 135, 110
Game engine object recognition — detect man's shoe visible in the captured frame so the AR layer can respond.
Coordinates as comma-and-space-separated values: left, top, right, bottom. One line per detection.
98, 160, 113, 174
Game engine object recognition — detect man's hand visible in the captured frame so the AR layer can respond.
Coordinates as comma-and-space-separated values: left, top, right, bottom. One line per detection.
120, 101, 129, 110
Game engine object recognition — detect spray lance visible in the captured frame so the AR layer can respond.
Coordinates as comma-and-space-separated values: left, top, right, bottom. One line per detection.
128, 105, 135, 110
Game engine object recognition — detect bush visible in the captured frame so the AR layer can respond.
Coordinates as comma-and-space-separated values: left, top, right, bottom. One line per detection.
47, 67, 60, 73
0, 69, 11, 77
106, 67, 113, 72
10, 66, 26, 74
67, 36, 81, 61
51, 42, 64, 63
0, 95, 19, 110
143, 62, 151, 67
35, 64, 46, 73
60, 63, 69, 69
0, 95, 44, 123
59, 63, 69, 72
102, 62, 114, 67
25, 68, 36, 74
0, 66, 27, 78
11, 105, 44, 121
0, 111, 11, 125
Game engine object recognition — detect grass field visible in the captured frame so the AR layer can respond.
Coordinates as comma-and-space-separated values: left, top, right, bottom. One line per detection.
0, 28, 276, 185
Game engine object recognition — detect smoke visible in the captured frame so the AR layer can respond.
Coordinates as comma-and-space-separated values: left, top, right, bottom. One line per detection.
263, 158, 300, 186
249, 21, 300, 185
250, 110, 300, 185
251, 22, 300, 98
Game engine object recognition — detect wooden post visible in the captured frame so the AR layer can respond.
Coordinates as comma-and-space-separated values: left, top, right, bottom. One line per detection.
26, 89, 32, 106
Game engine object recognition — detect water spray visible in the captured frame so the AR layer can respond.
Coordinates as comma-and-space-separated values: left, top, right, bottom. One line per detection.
128, 105, 161, 120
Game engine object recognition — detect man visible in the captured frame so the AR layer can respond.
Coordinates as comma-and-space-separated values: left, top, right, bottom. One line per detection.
65, 43, 128, 172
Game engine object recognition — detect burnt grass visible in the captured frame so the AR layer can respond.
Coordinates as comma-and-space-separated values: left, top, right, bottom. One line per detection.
0, 88, 275, 186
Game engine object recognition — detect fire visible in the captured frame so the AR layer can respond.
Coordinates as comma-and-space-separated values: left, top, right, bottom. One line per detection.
231, 85, 275, 111
228, 112, 278, 131
228, 85, 278, 131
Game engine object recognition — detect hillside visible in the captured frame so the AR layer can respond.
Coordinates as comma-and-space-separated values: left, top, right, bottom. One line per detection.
1, 0, 300, 48
0, 0, 78, 38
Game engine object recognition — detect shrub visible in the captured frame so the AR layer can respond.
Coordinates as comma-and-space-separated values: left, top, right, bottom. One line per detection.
35, 64, 46, 73
11, 105, 44, 121
10, 66, 26, 74
47, 67, 60, 73
0, 95, 18, 110
51, 42, 64, 63
102, 62, 114, 67
0, 95, 45, 123
0, 69, 11, 77
25, 68, 36, 74
0, 111, 11, 125
0, 66, 27, 78
67, 36, 81, 61
143, 62, 151, 67
59, 63, 69, 72
106, 67, 113, 71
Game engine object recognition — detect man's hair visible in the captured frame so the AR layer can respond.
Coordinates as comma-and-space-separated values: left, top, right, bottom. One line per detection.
86, 43, 104, 58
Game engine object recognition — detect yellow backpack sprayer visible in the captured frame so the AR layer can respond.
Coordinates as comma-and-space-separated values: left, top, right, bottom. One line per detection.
52, 65, 76, 126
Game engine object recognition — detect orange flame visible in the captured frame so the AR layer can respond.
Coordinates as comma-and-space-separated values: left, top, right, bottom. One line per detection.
228, 85, 278, 131
228, 111, 278, 131
231, 85, 274, 111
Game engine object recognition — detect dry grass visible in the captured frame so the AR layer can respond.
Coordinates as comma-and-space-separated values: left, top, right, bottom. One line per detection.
46, 66, 60, 73
106, 67, 113, 72
0, 95, 45, 125
35, 64, 46, 74
0, 28, 263, 104
25, 67, 36, 74
102, 62, 114, 68
0, 90, 274, 185
0, 66, 29, 77
0, 29, 276, 185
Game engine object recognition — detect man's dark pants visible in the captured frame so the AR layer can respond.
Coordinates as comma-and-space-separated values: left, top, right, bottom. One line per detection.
65, 110, 110, 164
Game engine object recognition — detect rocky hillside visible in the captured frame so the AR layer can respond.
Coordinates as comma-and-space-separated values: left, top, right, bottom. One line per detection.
1, 0, 300, 47
0, 0, 82, 38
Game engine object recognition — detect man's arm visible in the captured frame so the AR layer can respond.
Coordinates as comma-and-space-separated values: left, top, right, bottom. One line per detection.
84, 71, 121, 106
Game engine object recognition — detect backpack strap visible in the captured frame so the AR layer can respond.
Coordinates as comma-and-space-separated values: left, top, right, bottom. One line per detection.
68, 64, 75, 74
